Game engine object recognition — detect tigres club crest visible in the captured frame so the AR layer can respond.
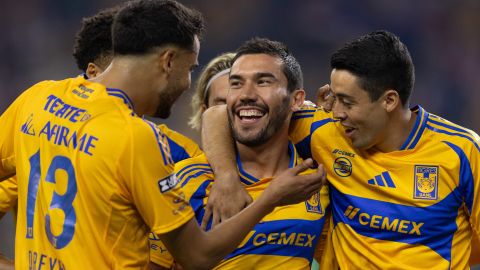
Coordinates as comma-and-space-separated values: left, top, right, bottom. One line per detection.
413, 165, 439, 200
305, 192, 322, 214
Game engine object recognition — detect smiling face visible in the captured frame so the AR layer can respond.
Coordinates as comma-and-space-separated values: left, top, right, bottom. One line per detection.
330, 69, 389, 150
227, 54, 292, 147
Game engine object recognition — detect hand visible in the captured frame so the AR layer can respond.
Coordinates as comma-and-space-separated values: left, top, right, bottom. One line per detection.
201, 175, 253, 230
315, 84, 334, 112
260, 158, 326, 207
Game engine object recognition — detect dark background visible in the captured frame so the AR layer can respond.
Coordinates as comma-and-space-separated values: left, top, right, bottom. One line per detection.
1, 0, 479, 262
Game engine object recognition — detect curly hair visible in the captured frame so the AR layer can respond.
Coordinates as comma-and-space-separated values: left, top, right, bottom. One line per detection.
113, 0, 205, 55
72, 7, 118, 72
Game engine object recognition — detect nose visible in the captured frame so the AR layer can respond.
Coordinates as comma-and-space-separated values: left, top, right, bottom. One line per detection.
332, 100, 346, 120
239, 81, 257, 102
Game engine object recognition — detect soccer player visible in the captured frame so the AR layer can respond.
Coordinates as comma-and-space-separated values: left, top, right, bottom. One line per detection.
0, 8, 124, 270
202, 30, 480, 269
150, 37, 330, 270
0, 0, 325, 269
148, 52, 236, 270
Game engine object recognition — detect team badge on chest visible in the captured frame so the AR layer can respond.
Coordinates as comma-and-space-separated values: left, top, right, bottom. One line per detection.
413, 165, 439, 200
305, 192, 322, 214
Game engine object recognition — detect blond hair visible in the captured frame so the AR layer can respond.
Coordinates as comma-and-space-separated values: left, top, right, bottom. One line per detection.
189, 52, 235, 131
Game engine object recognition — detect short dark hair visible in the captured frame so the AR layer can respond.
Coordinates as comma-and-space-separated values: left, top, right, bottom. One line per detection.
113, 0, 205, 55
233, 37, 303, 92
330, 30, 415, 106
72, 7, 118, 72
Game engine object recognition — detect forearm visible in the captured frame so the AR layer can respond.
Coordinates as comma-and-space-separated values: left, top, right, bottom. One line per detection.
201, 105, 237, 179
161, 195, 273, 270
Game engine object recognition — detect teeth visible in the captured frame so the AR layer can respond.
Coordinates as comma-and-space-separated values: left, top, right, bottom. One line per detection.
239, 109, 264, 117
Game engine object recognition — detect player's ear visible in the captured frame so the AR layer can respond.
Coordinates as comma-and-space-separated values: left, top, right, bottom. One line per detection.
291, 89, 306, 112
86, 63, 103, 79
382, 89, 400, 113
158, 48, 176, 74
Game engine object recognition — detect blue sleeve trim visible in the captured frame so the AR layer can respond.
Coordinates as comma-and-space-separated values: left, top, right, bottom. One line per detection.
443, 141, 474, 214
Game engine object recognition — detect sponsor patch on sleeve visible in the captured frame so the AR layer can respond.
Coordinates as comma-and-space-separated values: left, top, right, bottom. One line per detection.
158, 174, 178, 193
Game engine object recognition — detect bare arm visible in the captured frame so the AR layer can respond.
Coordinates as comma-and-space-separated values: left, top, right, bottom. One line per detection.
160, 159, 325, 270
149, 262, 171, 270
200, 105, 252, 229
0, 253, 14, 270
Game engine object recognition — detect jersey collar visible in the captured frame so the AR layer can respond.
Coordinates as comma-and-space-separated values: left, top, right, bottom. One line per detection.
236, 141, 298, 185
106, 88, 136, 116
399, 105, 429, 150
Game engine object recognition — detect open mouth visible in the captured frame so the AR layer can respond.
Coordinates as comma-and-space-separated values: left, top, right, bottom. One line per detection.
237, 108, 266, 123
343, 126, 356, 137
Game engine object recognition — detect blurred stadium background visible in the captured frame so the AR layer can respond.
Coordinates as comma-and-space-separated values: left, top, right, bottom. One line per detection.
1, 0, 479, 267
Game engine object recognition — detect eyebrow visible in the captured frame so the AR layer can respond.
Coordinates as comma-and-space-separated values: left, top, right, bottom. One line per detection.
335, 92, 354, 100
229, 72, 277, 81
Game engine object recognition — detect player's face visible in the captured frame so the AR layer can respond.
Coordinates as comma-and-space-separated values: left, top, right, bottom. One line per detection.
330, 69, 389, 150
156, 36, 200, 118
206, 74, 229, 107
227, 54, 291, 147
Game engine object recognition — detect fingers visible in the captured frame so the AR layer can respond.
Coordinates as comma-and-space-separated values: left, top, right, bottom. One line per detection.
200, 207, 212, 231
290, 158, 314, 175
211, 209, 221, 229
302, 164, 326, 193
315, 84, 334, 112
315, 84, 330, 103
245, 195, 253, 205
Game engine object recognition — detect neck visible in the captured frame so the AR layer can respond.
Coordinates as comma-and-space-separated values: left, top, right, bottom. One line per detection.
89, 55, 161, 117
236, 127, 291, 179
374, 106, 416, 152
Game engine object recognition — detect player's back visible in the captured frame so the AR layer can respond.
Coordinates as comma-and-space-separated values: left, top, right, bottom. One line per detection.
8, 76, 175, 269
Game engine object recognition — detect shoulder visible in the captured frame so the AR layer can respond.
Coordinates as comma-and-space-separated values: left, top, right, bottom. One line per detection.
174, 154, 212, 181
158, 124, 201, 152
424, 113, 479, 154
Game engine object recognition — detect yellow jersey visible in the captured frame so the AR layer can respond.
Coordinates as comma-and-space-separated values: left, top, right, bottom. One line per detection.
290, 106, 480, 270
150, 142, 330, 269
0, 76, 194, 269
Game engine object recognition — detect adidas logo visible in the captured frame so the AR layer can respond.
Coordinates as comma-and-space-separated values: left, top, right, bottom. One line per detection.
367, 171, 396, 188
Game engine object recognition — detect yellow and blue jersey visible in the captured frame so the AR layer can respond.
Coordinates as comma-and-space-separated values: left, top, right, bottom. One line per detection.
0, 122, 201, 214
0, 76, 194, 269
290, 105, 480, 269
157, 124, 202, 163
147, 124, 202, 267
150, 142, 330, 269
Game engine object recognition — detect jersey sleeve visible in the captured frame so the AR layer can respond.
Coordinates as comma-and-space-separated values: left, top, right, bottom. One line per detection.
289, 106, 333, 160
0, 176, 18, 212
120, 120, 194, 235
149, 232, 175, 268
158, 124, 203, 163
149, 154, 213, 267
467, 137, 480, 242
